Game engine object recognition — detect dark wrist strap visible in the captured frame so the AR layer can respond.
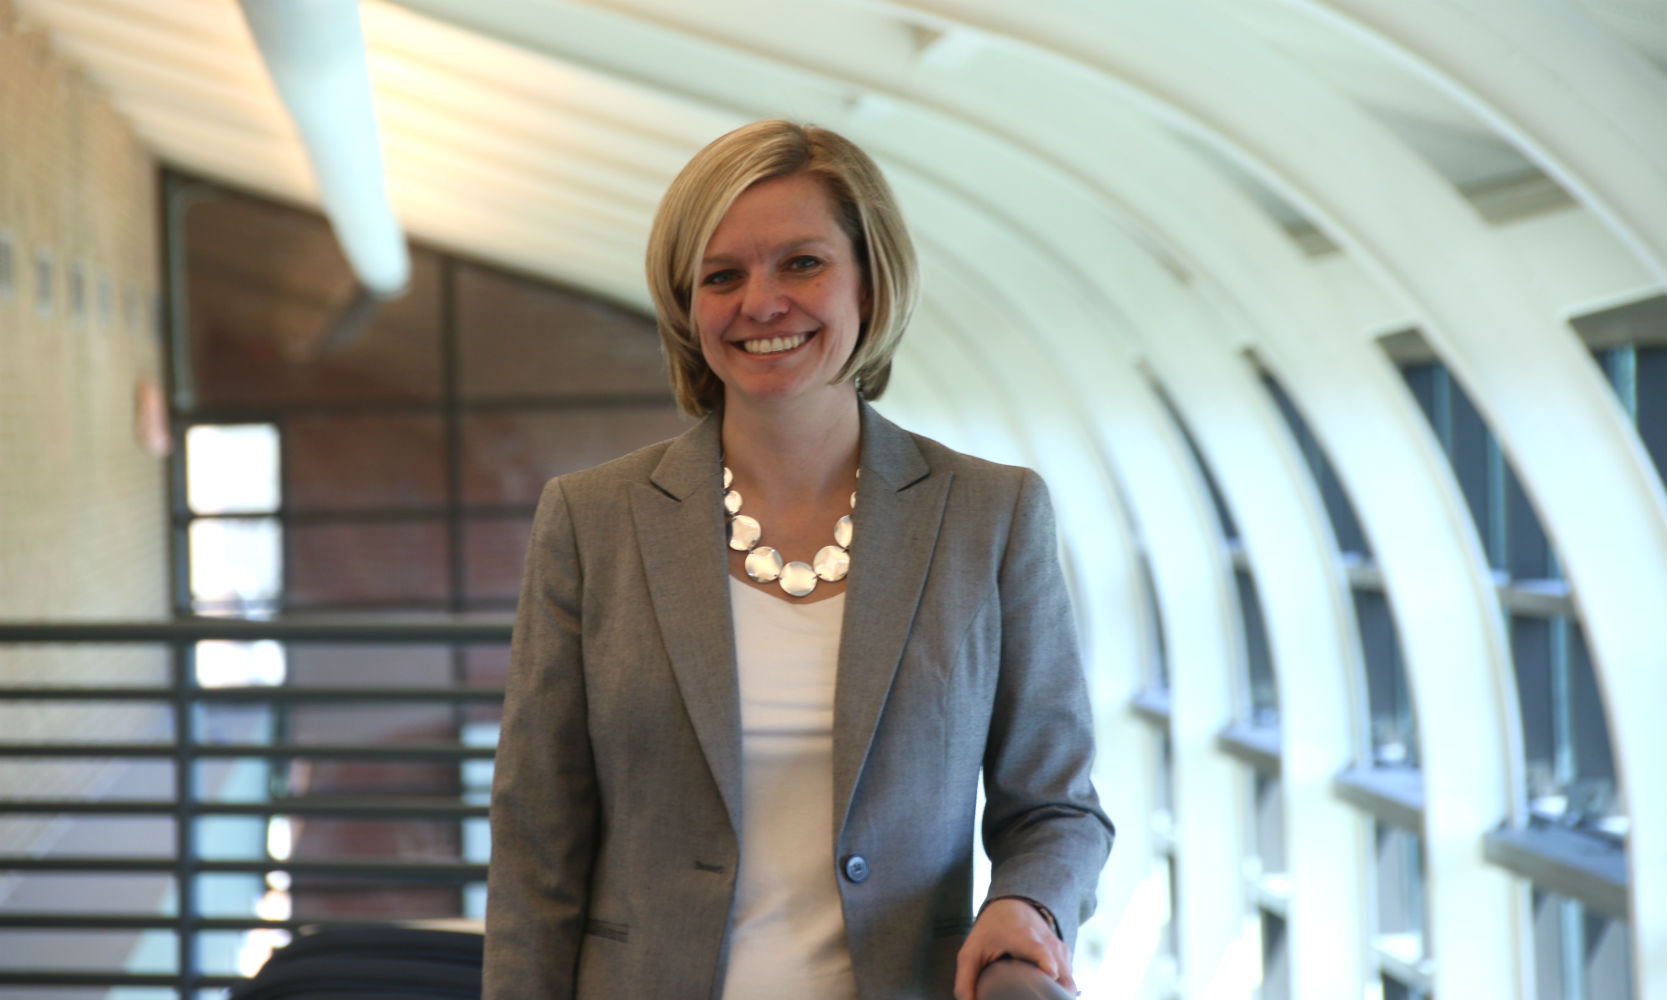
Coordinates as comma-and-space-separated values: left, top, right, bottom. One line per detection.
1024, 899, 1061, 939
985, 895, 1062, 939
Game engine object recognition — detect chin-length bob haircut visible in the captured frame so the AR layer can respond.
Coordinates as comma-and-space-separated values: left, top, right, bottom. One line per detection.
646, 120, 918, 417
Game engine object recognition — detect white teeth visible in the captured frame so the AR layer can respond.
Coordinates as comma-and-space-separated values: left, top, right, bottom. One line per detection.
740, 333, 808, 355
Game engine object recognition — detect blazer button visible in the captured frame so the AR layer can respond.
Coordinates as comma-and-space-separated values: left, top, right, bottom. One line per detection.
841, 854, 869, 884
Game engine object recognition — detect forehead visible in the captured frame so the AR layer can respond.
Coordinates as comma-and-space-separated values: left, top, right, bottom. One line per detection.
704, 173, 848, 255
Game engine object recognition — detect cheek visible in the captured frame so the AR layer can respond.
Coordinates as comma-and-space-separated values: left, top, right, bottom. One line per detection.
691, 297, 723, 345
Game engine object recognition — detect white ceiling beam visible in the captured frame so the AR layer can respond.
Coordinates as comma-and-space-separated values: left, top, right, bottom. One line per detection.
1289, 0, 1667, 284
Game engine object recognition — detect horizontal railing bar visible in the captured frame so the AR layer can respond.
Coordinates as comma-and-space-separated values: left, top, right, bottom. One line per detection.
175, 505, 538, 526
0, 914, 470, 931
0, 857, 488, 879
186, 391, 674, 421
0, 617, 513, 643
0, 685, 505, 702
0, 798, 490, 818
0, 972, 242, 988
0, 743, 496, 760
0, 857, 178, 872
0, 914, 182, 930
0, 972, 183, 987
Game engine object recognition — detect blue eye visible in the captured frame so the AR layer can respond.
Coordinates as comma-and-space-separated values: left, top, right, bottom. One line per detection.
702, 269, 739, 286
785, 255, 821, 272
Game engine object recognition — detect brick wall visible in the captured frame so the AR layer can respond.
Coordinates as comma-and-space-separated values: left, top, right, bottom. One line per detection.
0, 0, 169, 858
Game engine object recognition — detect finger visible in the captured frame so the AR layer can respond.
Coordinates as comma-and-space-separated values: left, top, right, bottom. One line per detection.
953, 947, 979, 1000
1012, 933, 1056, 978
1052, 942, 1077, 991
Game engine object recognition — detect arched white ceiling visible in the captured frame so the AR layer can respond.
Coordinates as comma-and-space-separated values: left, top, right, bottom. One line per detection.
12, 0, 1665, 996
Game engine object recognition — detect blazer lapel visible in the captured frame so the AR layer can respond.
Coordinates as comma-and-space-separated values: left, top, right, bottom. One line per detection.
628, 413, 744, 835
833, 402, 951, 833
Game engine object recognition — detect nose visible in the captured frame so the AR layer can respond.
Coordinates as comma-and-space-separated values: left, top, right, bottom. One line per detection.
740, 272, 789, 323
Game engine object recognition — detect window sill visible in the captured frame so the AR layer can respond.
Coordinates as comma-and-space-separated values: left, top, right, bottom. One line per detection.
1151, 809, 1176, 856
1373, 932, 1433, 991
1333, 766, 1424, 831
1131, 687, 1172, 726
1484, 822, 1627, 919
1501, 577, 1575, 617
1251, 870, 1291, 918
1216, 720, 1281, 773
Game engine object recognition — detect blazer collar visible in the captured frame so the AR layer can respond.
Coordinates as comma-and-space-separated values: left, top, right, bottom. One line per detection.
642, 399, 929, 498
632, 401, 950, 843
631, 410, 742, 833
646, 407, 723, 502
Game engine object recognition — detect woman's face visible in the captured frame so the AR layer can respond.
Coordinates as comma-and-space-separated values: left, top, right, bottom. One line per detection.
692, 172, 868, 412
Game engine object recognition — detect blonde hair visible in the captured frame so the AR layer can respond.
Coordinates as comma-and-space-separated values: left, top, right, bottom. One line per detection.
646, 120, 918, 416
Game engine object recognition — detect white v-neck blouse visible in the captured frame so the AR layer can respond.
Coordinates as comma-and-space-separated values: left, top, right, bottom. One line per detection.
720, 577, 859, 1000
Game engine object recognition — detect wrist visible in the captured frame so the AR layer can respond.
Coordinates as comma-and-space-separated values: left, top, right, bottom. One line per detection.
985, 895, 1061, 939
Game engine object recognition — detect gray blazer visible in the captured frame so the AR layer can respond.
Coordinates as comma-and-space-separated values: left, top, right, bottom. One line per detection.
484, 402, 1112, 999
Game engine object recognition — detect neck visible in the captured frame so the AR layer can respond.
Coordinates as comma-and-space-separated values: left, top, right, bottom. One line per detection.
719, 386, 861, 502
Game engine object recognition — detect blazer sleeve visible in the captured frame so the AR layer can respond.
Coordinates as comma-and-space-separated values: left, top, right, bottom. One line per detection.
980, 468, 1115, 948
484, 478, 598, 999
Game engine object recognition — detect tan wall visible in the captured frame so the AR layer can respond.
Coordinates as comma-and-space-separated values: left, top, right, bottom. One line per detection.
0, 0, 169, 856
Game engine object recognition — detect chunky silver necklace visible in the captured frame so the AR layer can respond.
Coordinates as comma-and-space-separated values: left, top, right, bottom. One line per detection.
723, 465, 856, 598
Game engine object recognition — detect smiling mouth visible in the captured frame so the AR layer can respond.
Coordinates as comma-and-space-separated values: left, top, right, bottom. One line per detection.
738, 332, 811, 355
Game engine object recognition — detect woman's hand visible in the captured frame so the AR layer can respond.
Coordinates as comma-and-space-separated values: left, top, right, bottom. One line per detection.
953, 897, 1075, 1000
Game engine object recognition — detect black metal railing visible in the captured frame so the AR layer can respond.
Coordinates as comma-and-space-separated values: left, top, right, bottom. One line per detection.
2, 618, 1081, 1000
0, 616, 511, 996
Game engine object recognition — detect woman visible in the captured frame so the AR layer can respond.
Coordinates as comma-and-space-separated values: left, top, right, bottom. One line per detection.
484, 120, 1111, 1000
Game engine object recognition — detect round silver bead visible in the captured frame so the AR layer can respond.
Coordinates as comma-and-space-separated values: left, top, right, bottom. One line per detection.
813, 545, 850, 582
779, 561, 818, 597
780, 560, 820, 596
723, 489, 743, 515
728, 514, 761, 551
833, 514, 853, 549
745, 546, 784, 583
723, 466, 733, 489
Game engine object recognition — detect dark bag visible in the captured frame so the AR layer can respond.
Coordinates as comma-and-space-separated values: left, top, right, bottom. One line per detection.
228, 926, 483, 1000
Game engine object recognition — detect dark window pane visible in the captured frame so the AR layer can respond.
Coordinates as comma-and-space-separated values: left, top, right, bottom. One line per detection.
1446, 369, 1501, 571
1584, 906, 1633, 999
286, 520, 450, 607
1637, 346, 1666, 488
1504, 460, 1553, 579
462, 408, 689, 506
1512, 616, 1557, 794
1236, 569, 1277, 721
1262, 371, 1369, 556
1357, 590, 1416, 767
283, 414, 446, 511
186, 193, 443, 408
1260, 910, 1291, 1000
1566, 624, 1616, 801
463, 515, 535, 605
1139, 557, 1169, 689
1534, 890, 1635, 1000
1374, 822, 1426, 943
456, 263, 670, 400
1152, 382, 1237, 541
1402, 363, 1442, 434
1254, 771, 1286, 876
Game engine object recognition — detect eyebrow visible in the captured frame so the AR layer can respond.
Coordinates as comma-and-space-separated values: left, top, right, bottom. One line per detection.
701, 236, 833, 267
